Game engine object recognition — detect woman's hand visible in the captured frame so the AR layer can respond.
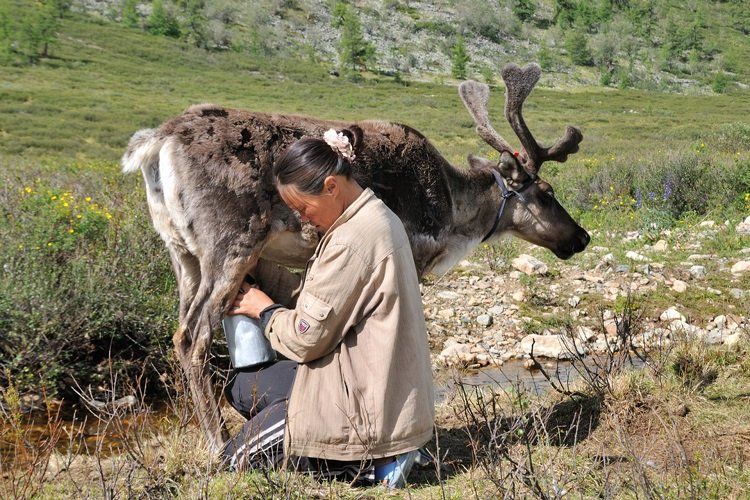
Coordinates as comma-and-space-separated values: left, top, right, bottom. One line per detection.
230, 281, 275, 319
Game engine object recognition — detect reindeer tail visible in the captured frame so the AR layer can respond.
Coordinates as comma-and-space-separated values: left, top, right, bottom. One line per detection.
121, 128, 165, 175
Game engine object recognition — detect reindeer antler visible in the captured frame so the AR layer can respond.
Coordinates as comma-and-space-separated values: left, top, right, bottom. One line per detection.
459, 62, 583, 177
459, 80, 514, 155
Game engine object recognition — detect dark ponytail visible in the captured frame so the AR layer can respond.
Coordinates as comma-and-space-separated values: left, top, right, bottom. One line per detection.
274, 126, 363, 195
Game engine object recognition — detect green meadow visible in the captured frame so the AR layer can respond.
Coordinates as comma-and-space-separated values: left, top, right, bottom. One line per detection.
2, 10, 750, 498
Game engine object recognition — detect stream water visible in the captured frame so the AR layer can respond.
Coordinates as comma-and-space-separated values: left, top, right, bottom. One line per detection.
2, 357, 646, 463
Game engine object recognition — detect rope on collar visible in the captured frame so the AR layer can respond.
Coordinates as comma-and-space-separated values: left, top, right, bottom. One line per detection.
481, 167, 537, 243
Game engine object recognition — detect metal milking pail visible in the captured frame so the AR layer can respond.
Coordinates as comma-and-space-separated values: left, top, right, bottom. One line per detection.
222, 275, 276, 368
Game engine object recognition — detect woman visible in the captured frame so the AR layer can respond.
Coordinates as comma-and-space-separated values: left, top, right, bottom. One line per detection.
222, 128, 434, 487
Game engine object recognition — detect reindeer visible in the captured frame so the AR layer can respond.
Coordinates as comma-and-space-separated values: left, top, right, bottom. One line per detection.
121, 63, 589, 454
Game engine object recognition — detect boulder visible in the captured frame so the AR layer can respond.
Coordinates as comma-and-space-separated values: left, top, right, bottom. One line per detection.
735, 216, 750, 236
731, 260, 750, 275
520, 334, 585, 359
672, 279, 688, 293
477, 314, 493, 327
511, 254, 548, 275
689, 265, 706, 279
660, 307, 686, 322
626, 251, 648, 262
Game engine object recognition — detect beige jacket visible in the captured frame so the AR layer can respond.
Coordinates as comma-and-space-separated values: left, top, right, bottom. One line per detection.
253, 188, 434, 461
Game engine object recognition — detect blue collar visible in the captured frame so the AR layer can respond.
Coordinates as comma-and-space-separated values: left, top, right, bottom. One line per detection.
481, 170, 535, 243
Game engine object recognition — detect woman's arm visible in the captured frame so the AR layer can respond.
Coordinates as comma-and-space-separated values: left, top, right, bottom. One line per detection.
251, 258, 303, 307
264, 243, 371, 363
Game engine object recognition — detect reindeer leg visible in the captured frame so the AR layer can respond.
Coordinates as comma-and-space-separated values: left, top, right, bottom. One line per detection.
176, 251, 260, 455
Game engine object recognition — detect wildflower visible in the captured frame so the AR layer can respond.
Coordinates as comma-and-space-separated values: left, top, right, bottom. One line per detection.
63, 202, 69, 207
47, 242, 53, 247
68, 228, 74, 234
24, 187, 32, 193
76, 214, 82, 219
609, 185, 614, 192
663, 179, 674, 200
105, 213, 112, 220
635, 188, 642, 208
85, 196, 91, 202
51, 195, 57, 200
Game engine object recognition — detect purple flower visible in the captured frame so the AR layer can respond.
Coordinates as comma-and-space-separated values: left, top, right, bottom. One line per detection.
635, 188, 642, 208
663, 178, 674, 200
648, 191, 655, 200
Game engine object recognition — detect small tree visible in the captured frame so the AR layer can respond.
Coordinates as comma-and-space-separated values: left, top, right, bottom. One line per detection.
513, 0, 536, 22
334, 3, 375, 72
565, 30, 593, 66
177, 0, 208, 48
122, 0, 140, 28
537, 40, 555, 71
451, 35, 469, 79
147, 0, 180, 38
3, 0, 60, 62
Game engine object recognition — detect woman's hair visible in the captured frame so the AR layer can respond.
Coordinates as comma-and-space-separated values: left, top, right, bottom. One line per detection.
273, 127, 362, 195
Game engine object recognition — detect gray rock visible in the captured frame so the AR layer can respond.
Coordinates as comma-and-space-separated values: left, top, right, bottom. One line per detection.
735, 216, 750, 235
660, 307, 686, 322
689, 265, 706, 279
477, 314, 493, 327
437, 291, 460, 300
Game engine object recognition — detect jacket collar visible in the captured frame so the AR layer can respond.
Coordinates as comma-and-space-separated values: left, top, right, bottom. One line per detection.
323, 187, 376, 237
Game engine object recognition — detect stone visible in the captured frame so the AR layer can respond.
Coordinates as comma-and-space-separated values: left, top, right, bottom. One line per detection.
626, 251, 648, 262
437, 291, 460, 300
439, 342, 471, 359
520, 334, 585, 359
603, 319, 618, 336
735, 216, 750, 236
512, 254, 548, 275
591, 246, 609, 252
660, 307, 686, 322
699, 220, 715, 228
689, 265, 706, 279
488, 305, 505, 316
615, 264, 631, 273
731, 260, 750, 275
688, 254, 712, 261
438, 308, 455, 319
477, 314, 493, 327
672, 279, 688, 293
652, 240, 669, 252
509, 270, 522, 279
602, 253, 615, 263
730, 288, 745, 299
725, 332, 743, 346
576, 326, 597, 342
568, 296, 581, 308
512, 289, 525, 302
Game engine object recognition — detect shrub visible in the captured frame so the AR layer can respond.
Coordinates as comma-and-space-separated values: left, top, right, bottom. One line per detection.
712, 71, 728, 94
147, 0, 181, 38
0, 166, 177, 398
513, 0, 536, 22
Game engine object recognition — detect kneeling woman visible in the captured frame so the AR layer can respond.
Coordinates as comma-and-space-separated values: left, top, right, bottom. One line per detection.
223, 128, 434, 487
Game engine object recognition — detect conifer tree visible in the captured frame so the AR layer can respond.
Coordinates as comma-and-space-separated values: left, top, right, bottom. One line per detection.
122, 0, 140, 28
334, 3, 375, 72
451, 35, 469, 79
147, 0, 180, 38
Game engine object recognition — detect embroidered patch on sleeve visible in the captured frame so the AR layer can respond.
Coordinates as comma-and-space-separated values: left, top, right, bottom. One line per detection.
297, 319, 310, 334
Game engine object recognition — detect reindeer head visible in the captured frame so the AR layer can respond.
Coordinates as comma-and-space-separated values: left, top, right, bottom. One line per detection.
459, 63, 590, 259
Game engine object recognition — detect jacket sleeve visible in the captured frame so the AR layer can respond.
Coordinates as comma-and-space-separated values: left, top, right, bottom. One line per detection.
264, 243, 370, 363
252, 258, 303, 308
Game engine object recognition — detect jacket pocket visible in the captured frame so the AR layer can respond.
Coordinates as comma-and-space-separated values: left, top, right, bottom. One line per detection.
300, 292, 332, 322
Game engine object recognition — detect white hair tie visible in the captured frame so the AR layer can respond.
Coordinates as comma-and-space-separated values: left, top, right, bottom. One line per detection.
323, 129, 356, 162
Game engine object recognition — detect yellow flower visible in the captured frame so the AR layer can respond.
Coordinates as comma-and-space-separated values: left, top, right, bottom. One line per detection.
85, 196, 92, 202
76, 214, 82, 219
24, 187, 32, 193
51, 195, 57, 200
105, 213, 112, 220
47, 242, 53, 247
68, 228, 74, 234
609, 186, 614, 192
63, 202, 69, 207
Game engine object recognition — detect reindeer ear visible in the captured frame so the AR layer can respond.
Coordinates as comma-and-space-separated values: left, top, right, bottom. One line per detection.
467, 154, 495, 170
341, 125, 364, 156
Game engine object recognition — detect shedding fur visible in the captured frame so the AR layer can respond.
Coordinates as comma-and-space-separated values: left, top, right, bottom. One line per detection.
121, 64, 590, 453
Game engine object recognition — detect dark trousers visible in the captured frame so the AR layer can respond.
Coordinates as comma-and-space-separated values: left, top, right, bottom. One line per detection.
222, 360, 297, 470
221, 360, 377, 484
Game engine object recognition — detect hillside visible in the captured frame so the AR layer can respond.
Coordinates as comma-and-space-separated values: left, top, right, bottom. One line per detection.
70, 0, 750, 93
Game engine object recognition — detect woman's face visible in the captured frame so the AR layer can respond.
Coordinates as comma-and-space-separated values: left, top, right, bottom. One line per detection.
278, 181, 343, 232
